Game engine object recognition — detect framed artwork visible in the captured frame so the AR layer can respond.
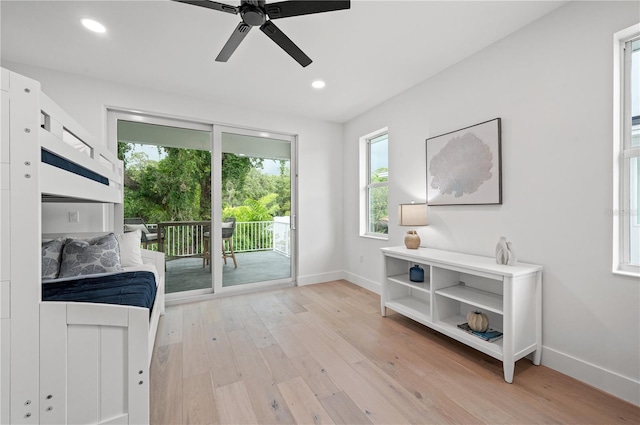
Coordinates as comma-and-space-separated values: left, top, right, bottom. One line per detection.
426, 118, 502, 205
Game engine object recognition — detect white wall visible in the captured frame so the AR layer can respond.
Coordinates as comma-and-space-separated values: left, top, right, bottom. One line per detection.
4, 61, 344, 286
343, 1, 639, 405
41, 203, 109, 235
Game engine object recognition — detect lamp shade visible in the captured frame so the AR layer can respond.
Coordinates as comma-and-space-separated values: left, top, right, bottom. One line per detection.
398, 203, 427, 226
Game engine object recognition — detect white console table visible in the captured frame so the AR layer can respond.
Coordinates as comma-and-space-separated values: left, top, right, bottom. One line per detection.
381, 246, 543, 383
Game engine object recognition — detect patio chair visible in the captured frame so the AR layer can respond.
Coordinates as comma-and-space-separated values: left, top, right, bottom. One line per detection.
124, 217, 158, 249
221, 217, 237, 268
202, 217, 237, 269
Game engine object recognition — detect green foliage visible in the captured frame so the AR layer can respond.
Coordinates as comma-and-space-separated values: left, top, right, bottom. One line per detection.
120, 143, 211, 222
222, 194, 278, 222
221, 154, 261, 206
117, 142, 133, 167
370, 167, 389, 234
239, 162, 290, 216
120, 141, 291, 233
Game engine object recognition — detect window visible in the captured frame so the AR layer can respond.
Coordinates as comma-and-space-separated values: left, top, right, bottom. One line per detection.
360, 128, 388, 238
613, 25, 640, 276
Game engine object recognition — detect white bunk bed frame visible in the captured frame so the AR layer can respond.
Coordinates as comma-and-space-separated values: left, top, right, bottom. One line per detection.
1, 68, 165, 424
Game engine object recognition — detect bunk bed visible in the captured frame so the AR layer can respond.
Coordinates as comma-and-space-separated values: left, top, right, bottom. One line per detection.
1, 68, 164, 424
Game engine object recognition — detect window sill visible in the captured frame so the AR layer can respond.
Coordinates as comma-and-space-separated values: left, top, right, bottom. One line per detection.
361, 233, 388, 241
613, 266, 640, 279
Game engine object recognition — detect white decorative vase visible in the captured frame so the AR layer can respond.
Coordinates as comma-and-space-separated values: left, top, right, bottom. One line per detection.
506, 241, 517, 265
495, 236, 516, 265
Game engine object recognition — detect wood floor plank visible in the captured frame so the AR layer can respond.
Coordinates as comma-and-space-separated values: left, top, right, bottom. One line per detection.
270, 326, 342, 399
269, 325, 309, 359
233, 348, 297, 424
204, 320, 242, 388
272, 290, 308, 314
289, 354, 342, 400
183, 372, 219, 425
259, 343, 300, 384
215, 381, 259, 425
278, 376, 335, 425
200, 298, 224, 324
150, 343, 183, 425
156, 305, 183, 347
352, 358, 477, 424
295, 311, 366, 364
337, 323, 483, 424
183, 304, 212, 378
320, 392, 373, 425
300, 286, 352, 319
219, 297, 246, 333
150, 283, 640, 425
250, 293, 299, 329
287, 322, 411, 424
236, 303, 278, 349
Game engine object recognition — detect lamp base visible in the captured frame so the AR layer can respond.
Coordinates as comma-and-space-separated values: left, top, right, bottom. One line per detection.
404, 230, 420, 249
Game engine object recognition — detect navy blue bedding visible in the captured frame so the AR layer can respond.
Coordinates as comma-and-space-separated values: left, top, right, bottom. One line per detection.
42, 271, 157, 311
42, 149, 110, 186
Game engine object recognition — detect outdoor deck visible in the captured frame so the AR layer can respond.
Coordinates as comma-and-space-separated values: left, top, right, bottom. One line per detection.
165, 250, 291, 293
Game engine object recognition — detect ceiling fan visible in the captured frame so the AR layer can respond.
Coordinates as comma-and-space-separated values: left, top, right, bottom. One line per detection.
173, 0, 350, 67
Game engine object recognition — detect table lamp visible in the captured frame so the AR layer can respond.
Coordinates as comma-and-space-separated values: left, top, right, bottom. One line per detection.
398, 202, 427, 249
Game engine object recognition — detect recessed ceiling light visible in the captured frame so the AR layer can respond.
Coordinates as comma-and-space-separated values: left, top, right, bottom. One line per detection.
81, 18, 106, 33
311, 80, 326, 89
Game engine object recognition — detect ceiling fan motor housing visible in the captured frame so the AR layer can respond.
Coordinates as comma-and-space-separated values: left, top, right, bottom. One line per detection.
241, 5, 266, 26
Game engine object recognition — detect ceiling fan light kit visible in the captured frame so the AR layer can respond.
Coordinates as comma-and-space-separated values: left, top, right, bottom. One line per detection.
174, 0, 350, 67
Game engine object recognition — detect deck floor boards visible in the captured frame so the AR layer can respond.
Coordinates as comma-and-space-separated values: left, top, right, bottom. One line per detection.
165, 251, 291, 293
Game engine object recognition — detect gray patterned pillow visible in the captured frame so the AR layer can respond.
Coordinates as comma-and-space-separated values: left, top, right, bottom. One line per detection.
59, 233, 123, 278
42, 238, 66, 280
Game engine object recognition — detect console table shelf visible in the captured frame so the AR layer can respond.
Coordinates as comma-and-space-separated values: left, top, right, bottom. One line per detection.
381, 246, 543, 383
436, 285, 503, 314
387, 274, 431, 293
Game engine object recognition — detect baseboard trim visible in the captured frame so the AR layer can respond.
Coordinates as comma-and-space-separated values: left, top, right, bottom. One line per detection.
343, 271, 381, 294
297, 271, 346, 286
542, 346, 639, 406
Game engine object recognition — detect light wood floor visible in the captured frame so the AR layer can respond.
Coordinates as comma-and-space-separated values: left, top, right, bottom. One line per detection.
150, 280, 639, 424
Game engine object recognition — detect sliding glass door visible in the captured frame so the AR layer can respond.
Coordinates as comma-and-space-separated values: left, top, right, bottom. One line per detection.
109, 110, 214, 300
109, 112, 296, 299
212, 126, 296, 293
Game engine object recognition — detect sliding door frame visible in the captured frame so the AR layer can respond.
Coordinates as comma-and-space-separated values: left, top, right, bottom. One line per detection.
107, 108, 298, 302
213, 124, 298, 295
107, 108, 214, 302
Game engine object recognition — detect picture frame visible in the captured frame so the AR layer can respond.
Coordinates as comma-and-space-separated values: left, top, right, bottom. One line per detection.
426, 118, 502, 205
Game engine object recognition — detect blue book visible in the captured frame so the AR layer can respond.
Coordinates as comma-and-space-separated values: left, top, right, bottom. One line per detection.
457, 322, 503, 342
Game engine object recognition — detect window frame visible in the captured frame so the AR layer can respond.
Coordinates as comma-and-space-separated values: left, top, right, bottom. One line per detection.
360, 127, 389, 239
613, 24, 640, 277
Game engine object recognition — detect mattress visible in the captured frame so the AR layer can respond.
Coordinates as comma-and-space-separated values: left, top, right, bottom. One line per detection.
42, 270, 157, 311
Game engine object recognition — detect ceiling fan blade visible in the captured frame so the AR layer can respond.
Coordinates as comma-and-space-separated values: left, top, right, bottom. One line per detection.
172, 0, 239, 15
216, 23, 252, 62
260, 21, 312, 67
265, 1, 350, 19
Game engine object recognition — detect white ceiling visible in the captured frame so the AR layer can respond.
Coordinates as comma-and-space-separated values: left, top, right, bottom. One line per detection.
1, 0, 567, 123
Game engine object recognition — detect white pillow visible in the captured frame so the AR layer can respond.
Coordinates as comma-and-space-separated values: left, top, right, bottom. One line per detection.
117, 230, 144, 267
222, 222, 233, 228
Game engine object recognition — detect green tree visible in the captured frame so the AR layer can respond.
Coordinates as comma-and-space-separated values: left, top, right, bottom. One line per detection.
221, 153, 259, 207
370, 167, 388, 234
119, 142, 210, 222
